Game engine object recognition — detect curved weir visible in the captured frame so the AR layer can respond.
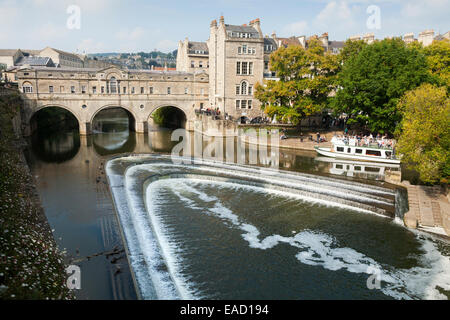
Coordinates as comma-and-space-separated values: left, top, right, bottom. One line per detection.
106, 155, 450, 300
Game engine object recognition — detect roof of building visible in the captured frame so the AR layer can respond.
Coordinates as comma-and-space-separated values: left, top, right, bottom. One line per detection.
42, 47, 83, 61
152, 67, 177, 71
264, 38, 277, 46
188, 41, 209, 54
225, 24, 258, 34
16, 56, 54, 66
0, 49, 20, 56
19, 66, 205, 76
328, 41, 345, 49
278, 36, 302, 47
21, 49, 42, 56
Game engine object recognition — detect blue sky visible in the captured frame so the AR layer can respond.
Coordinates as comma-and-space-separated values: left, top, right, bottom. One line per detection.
1, 0, 449, 53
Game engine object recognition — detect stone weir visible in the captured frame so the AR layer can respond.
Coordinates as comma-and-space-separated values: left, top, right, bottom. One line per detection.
106, 154, 397, 299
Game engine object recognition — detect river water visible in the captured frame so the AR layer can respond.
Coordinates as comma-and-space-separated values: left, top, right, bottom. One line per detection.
25, 112, 450, 300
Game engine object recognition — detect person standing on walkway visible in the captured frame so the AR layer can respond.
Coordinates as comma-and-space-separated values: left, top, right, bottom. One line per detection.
316, 132, 320, 143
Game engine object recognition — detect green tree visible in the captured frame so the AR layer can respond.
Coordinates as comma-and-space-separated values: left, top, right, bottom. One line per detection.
332, 38, 434, 134
423, 39, 450, 87
396, 83, 449, 184
338, 39, 368, 65
255, 39, 339, 124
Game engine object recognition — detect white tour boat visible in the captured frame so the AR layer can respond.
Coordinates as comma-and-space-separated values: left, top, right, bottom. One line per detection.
315, 137, 401, 164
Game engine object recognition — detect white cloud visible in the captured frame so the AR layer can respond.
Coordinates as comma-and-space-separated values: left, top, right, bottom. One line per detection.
116, 27, 146, 42
156, 39, 177, 52
31, 0, 118, 13
31, 22, 69, 41
401, 0, 449, 18
76, 38, 106, 54
283, 21, 308, 36
315, 1, 359, 29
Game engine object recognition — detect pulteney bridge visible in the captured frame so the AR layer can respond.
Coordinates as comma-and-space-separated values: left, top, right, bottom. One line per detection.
17, 66, 210, 135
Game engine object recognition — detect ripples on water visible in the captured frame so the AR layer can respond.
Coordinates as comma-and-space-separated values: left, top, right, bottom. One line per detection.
25, 109, 448, 300
107, 156, 450, 300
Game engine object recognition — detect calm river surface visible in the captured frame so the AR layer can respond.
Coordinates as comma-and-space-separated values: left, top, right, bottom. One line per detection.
25, 112, 450, 300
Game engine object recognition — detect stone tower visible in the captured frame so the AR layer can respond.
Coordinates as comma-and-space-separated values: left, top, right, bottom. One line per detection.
207, 16, 265, 119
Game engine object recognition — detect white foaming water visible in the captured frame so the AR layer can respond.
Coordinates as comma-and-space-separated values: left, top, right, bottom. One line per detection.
145, 178, 450, 300
107, 156, 449, 300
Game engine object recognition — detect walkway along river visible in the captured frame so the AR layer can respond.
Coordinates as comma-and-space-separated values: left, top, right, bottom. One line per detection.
25, 111, 450, 300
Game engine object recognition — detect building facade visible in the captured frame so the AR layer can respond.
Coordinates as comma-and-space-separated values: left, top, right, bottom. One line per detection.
17, 66, 209, 135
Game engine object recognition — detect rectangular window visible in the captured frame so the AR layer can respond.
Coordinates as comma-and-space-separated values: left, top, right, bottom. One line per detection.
191, 61, 195, 68
81, 86, 86, 94
167, 87, 171, 94
92, 86, 97, 94
123, 87, 127, 94
23, 86, 32, 93
199, 61, 203, 68
238, 47, 242, 54
236, 85, 240, 95
242, 45, 247, 54
71, 86, 75, 94
248, 62, 253, 75
355, 149, 363, 154
149, 87, 153, 94
235, 100, 240, 109
248, 100, 252, 109
242, 62, 248, 75
49, 86, 53, 93
264, 61, 269, 70
248, 85, 253, 95
236, 62, 241, 75
366, 150, 382, 157
101, 86, 104, 94
241, 100, 247, 109
131, 87, 135, 94
200, 103, 204, 109
141, 87, 144, 94
337, 147, 344, 152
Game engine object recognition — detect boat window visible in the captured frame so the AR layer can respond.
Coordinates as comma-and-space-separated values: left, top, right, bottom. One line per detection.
337, 147, 344, 152
347, 148, 351, 153
336, 164, 343, 169
355, 166, 361, 171
385, 151, 392, 158
355, 149, 363, 154
365, 167, 381, 173
366, 150, 381, 156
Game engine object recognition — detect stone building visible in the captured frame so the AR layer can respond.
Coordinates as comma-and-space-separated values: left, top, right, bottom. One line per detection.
0, 49, 24, 68
17, 66, 209, 134
207, 17, 268, 120
176, 38, 209, 73
39, 47, 84, 68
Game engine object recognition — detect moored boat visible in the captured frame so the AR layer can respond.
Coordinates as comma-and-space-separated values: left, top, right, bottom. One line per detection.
315, 138, 401, 164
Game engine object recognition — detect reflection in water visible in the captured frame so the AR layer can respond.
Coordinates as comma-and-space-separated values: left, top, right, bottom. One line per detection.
315, 157, 401, 181
31, 130, 80, 163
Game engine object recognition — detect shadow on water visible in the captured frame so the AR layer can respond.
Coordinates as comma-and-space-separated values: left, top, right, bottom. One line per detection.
31, 130, 80, 163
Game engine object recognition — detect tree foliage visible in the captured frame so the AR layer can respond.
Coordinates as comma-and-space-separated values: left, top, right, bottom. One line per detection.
255, 39, 339, 124
332, 38, 434, 134
423, 39, 450, 87
396, 83, 449, 184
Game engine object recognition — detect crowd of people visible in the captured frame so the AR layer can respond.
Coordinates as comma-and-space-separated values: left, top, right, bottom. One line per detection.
331, 133, 396, 150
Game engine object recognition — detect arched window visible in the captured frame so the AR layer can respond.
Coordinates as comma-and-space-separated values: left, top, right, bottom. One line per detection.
22, 82, 33, 93
241, 81, 248, 95
109, 77, 118, 94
